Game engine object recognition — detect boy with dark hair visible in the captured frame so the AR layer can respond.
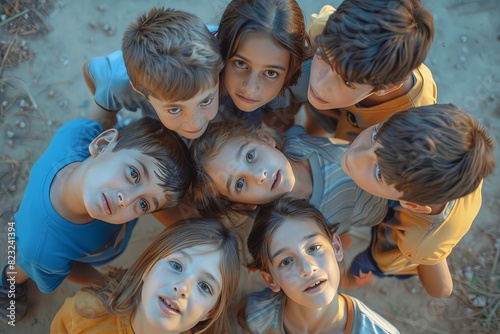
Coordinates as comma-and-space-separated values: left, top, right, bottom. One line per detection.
83, 7, 223, 139
342, 104, 496, 297
299, 0, 436, 141
0, 116, 194, 323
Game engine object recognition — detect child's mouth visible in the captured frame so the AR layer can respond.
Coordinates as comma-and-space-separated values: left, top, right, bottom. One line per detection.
102, 194, 112, 215
304, 279, 326, 293
271, 170, 281, 190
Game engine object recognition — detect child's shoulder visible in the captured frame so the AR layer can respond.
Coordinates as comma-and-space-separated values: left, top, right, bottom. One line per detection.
343, 294, 400, 334
73, 289, 108, 318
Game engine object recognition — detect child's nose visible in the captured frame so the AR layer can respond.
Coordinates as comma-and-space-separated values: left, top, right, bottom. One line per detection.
173, 282, 189, 298
117, 191, 129, 208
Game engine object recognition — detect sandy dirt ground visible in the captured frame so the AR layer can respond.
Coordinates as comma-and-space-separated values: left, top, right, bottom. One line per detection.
0, 0, 499, 333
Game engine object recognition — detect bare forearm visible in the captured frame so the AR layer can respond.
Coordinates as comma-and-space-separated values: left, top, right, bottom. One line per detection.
66, 262, 105, 287
417, 260, 453, 298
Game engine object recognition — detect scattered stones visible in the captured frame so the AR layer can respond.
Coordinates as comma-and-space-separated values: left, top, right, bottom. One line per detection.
6, 130, 15, 138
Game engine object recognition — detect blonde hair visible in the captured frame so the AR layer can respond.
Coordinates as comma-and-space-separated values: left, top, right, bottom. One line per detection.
100, 218, 241, 333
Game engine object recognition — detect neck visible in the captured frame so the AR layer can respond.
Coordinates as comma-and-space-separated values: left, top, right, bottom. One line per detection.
131, 308, 180, 334
289, 159, 312, 199
50, 161, 93, 224
283, 294, 347, 334
428, 202, 447, 215
360, 75, 414, 107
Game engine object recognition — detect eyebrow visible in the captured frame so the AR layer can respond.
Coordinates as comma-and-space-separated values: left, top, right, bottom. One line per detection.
160, 89, 217, 109
234, 53, 287, 72
271, 233, 319, 260
136, 159, 160, 211
226, 141, 250, 194
178, 251, 221, 290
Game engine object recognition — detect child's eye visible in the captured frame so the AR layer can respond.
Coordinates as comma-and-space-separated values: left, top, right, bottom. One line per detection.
375, 166, 382, 181
129, 166, 139, 183
246, 149, 255, 163
344, 81, 355, 89
234, 60, 248, 69
169, 261, 182, 272
235, 178, 245, 191
139, 199, 150, 213
371, 127, 379, 145
307, 244, 321, 253
279, 258, 294, 267
200, 97, 213, 107
167, 108, 182, 115
198, 282, 213, 295
264, 70, 278, 79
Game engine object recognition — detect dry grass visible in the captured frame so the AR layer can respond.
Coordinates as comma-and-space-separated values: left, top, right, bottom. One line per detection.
451, 227, 500, 333
0, 0, 56, 73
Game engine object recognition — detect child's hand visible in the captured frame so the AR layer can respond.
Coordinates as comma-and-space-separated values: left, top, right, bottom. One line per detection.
308, 5, 336, 40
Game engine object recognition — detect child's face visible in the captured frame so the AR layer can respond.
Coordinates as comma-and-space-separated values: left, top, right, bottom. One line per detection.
139, 244, 222, 332
308, 54, 375, 110
223, 32, 290, 112
147, 84, 219, 139
264, 218, 343, 308
82, 148, 169, 224
204, 134, 295, 205
342, 124, 404, 200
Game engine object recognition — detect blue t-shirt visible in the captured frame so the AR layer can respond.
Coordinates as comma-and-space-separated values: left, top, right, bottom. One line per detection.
86, 50, 156, 118
14, 119, 136, 293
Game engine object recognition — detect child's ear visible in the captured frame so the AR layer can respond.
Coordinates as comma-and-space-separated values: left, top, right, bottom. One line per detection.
256, 130, 276, 148
129, 80, 146, 98
399, 201, 432, 214
230, 202, 258, 211
374, 82, 404, 96
331, 233, 344, 262
89, 129, 118, 157
260, 271, 281, 293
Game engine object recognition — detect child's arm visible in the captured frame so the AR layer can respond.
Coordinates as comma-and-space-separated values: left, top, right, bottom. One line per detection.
417, 260, 453, 298
66, 262, 105, 287
82, 59, 118, 130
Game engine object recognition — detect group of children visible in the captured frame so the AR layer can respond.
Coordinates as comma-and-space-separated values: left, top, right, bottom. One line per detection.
1, 0, 496, 333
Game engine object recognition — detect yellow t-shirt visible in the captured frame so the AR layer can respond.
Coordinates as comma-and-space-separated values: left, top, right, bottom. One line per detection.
336, 64, 437, 141
50, 290, 134, 334
372, 182, 483, 275
307, 5, 437, 142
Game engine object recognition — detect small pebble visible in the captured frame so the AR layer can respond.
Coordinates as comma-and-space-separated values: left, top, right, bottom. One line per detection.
7, 139, 13, 147
19, 99, 27, 108
48, 90, 55, 98
6, 130, 15, 138
88, 37, 94, 43
59, 99, 69, 109
460, 35, 467, 43
97, 4, 106, 12
442, 42, 448, 47
1, 14, 6, 21
8, 184, 16, 193
19, 121, 26, 129
411, 287, 418, 294
89, 21, 98, 29
2, 101, 7, 107
47, 119, 53, 126
459, 55, 466, 63
473, 296, 487, 308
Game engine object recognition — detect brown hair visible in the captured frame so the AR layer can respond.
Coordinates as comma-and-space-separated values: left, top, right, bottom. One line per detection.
316, 0, 434, 90
247, 197, 336, 272
112, 117, 194, 208
122, 7, 223, 102
101, 218, 241, 334
375, 104, 496, 205
217, 0, 311, 95
190, 121, 282, 217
